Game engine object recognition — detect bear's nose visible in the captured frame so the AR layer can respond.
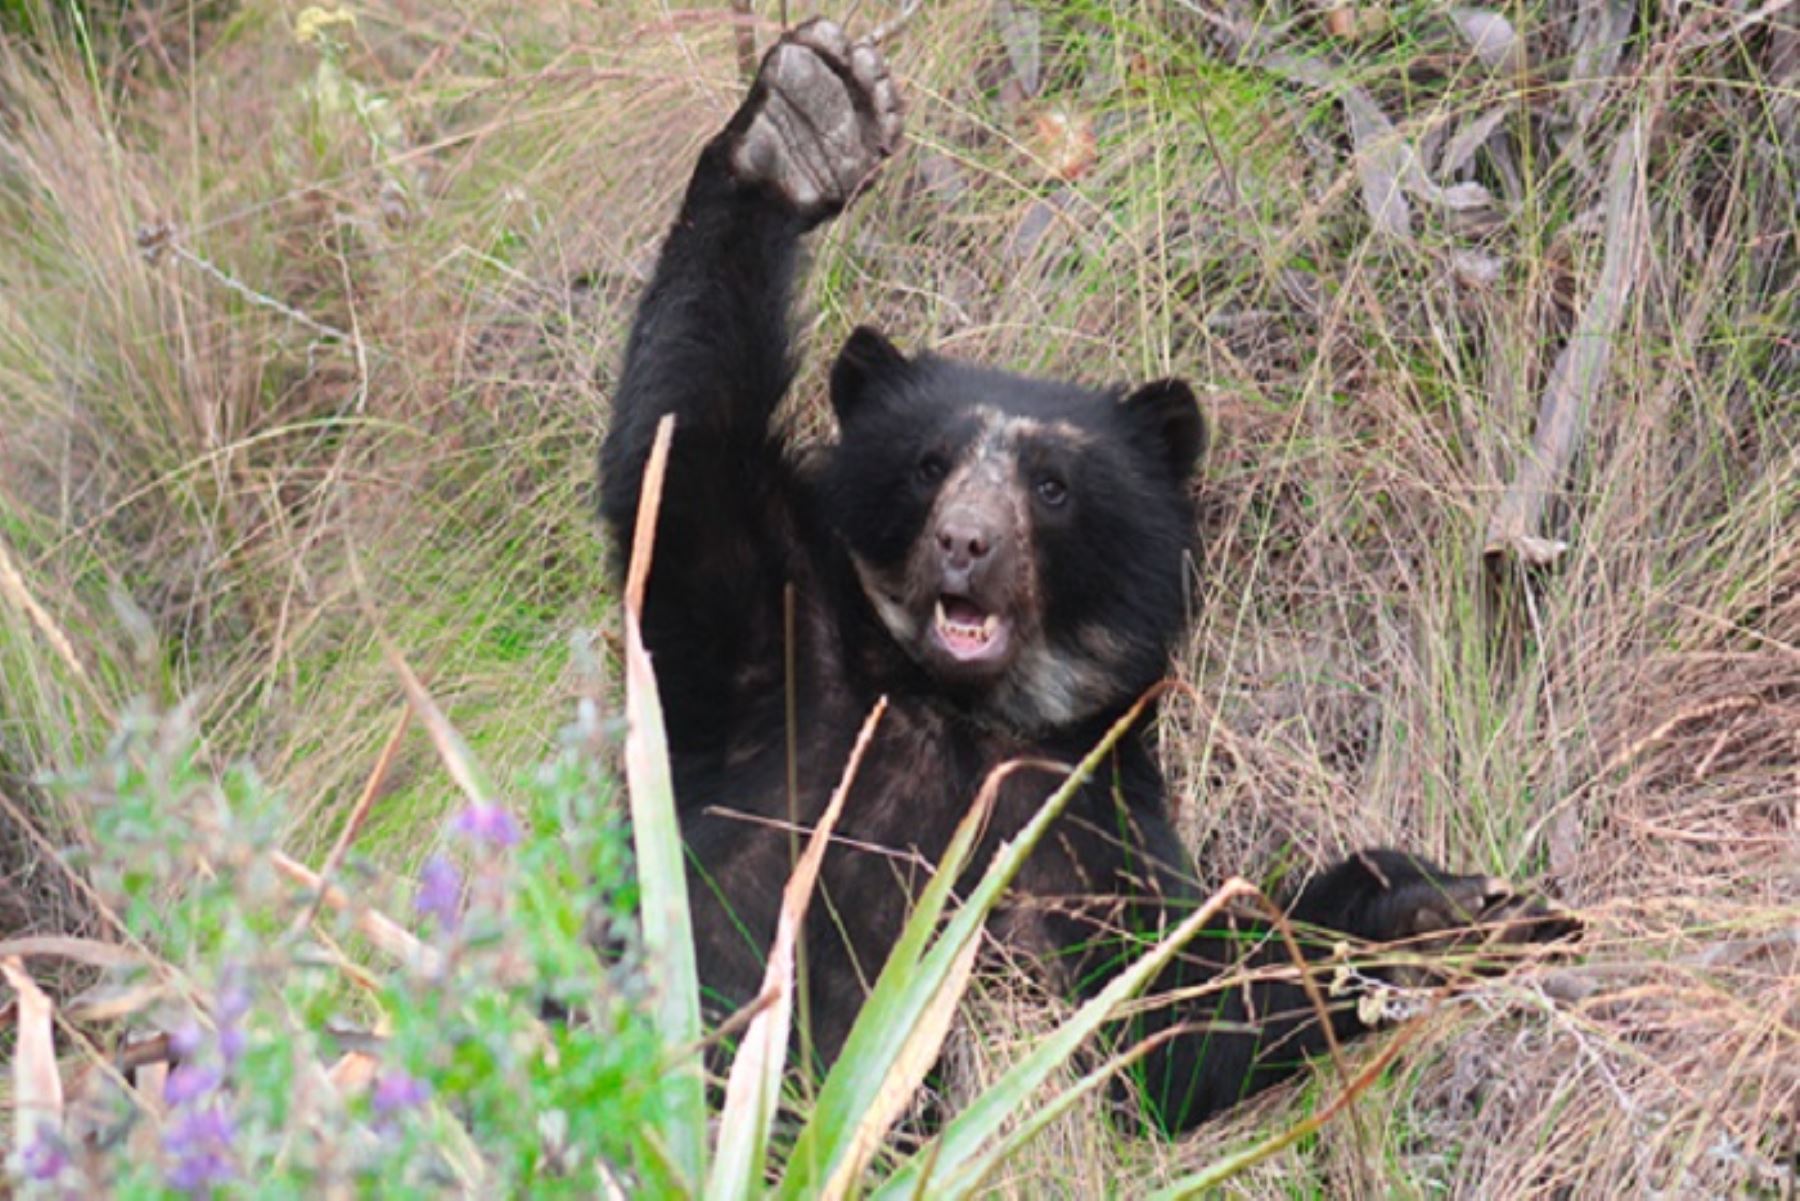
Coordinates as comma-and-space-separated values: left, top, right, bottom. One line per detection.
935, 520, 991, 572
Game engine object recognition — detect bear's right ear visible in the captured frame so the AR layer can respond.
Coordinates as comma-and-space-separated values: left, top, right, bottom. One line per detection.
1121, 378, 1208, 479
830, 325, 909, 421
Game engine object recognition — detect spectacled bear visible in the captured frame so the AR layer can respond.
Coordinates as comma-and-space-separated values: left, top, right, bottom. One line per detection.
599, 18, 1574, 1132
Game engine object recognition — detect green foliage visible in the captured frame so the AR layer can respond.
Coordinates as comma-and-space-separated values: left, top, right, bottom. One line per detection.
26, 703, 668, 1196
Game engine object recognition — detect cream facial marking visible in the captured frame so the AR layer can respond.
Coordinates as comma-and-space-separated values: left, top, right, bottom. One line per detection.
851, 553, 920, 643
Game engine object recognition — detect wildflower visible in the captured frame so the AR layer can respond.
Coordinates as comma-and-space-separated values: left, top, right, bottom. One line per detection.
451, 803, 521, 849
216, 981, 251, 1065
218, 1022, 248, 1066
415, 855, 463, 929
217, 982, 251, 1023
170, 1020, 205, 1058
294, 6, 356, 46
372, 1069, 432, 1117
164, 1103, 236, 1194
19, 1126, 68, 1181
164, 1063, 220, 1106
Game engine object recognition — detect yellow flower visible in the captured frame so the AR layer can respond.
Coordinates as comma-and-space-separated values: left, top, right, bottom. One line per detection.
295, 6, 356, 46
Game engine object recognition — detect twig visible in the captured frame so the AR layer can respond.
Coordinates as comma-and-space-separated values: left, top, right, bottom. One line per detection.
0, 534, 106, 719
288, 703, 414, 937
870, 0, 926, 44
269, 851, 443, 975
731, 0, 757, 82
136, 222, 352, 343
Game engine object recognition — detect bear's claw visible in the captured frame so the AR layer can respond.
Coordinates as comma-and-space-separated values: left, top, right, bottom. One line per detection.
1378, 871, 1582, 987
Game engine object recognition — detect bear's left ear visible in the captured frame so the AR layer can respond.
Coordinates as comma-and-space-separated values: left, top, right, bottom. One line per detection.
1120, 378, 1207, 478
830, 325, 910, 422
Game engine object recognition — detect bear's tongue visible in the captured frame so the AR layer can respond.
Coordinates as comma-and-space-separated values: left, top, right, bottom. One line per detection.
934, 596, 1001, 660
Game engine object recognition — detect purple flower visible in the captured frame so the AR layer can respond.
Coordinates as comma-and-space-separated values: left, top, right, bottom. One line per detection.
164, 1063, 220, 1106
451, 802, 522, 848
215, 980, 251, 1065
20, 1126, 68, 1181
163, 1103, 236, 1193
415, 854, 463, 929
170, 1020, 205, 1058
216, 982, 251, 1024
372, 1069, 432, 1116
218, 1022, 248, 1065
168, 1149, 234, 1194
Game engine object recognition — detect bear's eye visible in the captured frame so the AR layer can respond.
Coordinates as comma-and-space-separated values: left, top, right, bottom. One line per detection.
1035, 476, 1069, 507
917, 454, 948, 484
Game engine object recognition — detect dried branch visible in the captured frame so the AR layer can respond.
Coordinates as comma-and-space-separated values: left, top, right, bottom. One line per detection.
870, 0, 926, 45
731, 0, 757, 83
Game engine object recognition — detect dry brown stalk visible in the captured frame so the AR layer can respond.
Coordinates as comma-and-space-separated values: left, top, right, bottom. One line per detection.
268, 851, 444, 976
289, 703, 414, 937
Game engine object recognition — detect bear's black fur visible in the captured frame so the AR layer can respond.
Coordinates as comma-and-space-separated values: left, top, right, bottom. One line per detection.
600, 20, 1572, 1132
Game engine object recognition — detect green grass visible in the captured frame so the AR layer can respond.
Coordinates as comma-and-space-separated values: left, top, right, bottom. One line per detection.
3, 0, 1797, 1195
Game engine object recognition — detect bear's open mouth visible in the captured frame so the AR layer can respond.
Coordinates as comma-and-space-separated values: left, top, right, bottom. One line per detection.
932, 595, 1009, 663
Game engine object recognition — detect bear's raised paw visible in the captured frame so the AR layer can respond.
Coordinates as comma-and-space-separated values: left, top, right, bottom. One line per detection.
727, 19, 904, 222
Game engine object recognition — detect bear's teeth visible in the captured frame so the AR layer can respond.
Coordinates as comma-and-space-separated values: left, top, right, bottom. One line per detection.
934, 600, 995, 645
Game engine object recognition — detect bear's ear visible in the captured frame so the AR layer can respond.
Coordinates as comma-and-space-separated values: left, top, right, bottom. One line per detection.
1120, 378, 1207, 478
831, 325, 909, 421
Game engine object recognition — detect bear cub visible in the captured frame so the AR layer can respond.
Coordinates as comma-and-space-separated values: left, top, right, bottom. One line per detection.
600, 18, 1572, 1132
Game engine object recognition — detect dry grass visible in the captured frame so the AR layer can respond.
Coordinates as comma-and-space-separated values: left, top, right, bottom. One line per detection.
1, 0, 1795, 1195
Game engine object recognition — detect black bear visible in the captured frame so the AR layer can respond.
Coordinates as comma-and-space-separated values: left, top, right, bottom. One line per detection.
600, 19, 1572, 1131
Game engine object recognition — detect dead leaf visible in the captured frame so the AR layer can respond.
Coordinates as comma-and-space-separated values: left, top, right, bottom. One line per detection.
1568, 0, 1635, 132
1449, 8, 1523, 72
269, 851, 443, 975
1438, 106, 1510, 178
326, 1049, 381, 1095
994, 0, 1042, 97
1344, 86, 1497, 239
1487, 106, 1653, 564
1031, 107, 1098, 181
1450, 247, 1505, 288
3, 956, 64, 1157
1006, 189, 1076, 261
62, 979, 168, 1023
0, 936, 142, 969
1343, 88, 1415, 239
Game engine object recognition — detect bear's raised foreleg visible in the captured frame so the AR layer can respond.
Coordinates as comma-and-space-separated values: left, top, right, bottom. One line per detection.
600, 19, 903, 749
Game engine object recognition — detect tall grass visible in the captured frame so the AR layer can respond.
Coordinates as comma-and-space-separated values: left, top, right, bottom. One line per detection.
2, 0, 1796, 1194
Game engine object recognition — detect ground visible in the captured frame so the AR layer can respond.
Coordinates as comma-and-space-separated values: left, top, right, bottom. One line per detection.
0, 1, 1795, 1195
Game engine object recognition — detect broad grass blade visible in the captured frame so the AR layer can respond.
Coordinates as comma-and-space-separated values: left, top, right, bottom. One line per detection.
868, 879, 1256, 1201
819, 906, 983, 1200
773, 753, 1005, 1199
777, 690, 1160, 1199
622, 414, 707, 1189
707, 697, 889, 1201
910, 1025, 1187, 1201
1140, 1016, 1424, 1201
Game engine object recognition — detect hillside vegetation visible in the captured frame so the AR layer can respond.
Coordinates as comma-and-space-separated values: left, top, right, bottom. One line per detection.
1, 0, 1795, 1195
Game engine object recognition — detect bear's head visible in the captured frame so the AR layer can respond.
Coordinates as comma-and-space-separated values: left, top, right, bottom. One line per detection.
819, 326, 1206, 733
